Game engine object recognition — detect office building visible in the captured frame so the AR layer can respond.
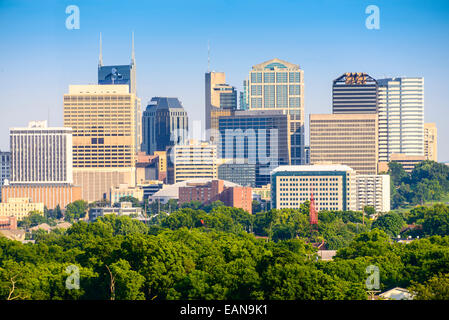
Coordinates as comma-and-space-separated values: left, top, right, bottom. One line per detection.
110, 184, 144, 204
178, 179, 252, 214
309, 114, 378, 175
1, 184, 82, 210
0, 151, 10, 201
136, 152, 160, 184
141, 97, 188, 155
0, 198, 44, 221
63, 84, 140, 202
89, 201, 142, 221
168, 140, 217, 184
355, 175, 390, 213
218, 159, 256, 187
377, 77, 424, 162
245, 58, 305, 164
218, 109, 289, 187
378, 153, 426, 173
9, 121, 73, 184
0, 216, 17, 230
138, 181, 164, 201
271, 164, 356, 211
332, 73, 378, 114
424, 123, 437, 161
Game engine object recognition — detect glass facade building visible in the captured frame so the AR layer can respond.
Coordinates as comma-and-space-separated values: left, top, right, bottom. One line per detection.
218, 162, 256, 187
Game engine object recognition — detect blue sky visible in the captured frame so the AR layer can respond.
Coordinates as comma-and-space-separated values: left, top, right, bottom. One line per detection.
1, 0, 448, 160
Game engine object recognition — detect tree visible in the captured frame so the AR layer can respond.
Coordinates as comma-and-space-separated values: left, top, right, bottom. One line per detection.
409, 273, 449, 300
64, 200, 89, 222
372, 213, 405, 238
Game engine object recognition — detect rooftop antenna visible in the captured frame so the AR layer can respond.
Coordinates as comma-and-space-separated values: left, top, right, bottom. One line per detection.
131, 31, 135, 65
99, 32, 103, 67
207, 40, 210, 72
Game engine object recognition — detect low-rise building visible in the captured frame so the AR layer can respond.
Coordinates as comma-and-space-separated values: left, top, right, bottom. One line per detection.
110, 184, 144, 204
0, 216, 17, 230
89, 201, 142, 221
0, 197, 44, 220
271, 164, 356, 211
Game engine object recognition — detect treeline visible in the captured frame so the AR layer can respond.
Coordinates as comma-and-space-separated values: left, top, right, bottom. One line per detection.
388, 160, 449, 209
1, 213, 449, 300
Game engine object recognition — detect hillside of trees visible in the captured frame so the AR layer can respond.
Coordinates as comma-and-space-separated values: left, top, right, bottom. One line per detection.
2, 201, 449, 300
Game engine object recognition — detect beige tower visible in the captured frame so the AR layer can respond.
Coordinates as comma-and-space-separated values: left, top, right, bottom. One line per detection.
205, 72, 226, 133
424, 123, 437, 161
63, 84, 140, 202
309, 114, 378, 175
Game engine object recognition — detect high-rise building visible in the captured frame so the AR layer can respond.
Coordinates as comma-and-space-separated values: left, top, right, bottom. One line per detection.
205, 72, 238, 142
218, 110, 289, 187
63, 85, 140, 202
141, 97, 188, 156
9, 121, 73, 184
377, 77, 424, 162
424, 123, 437, 161
168, 140, 217, 184
0, 151, 11, 202
332, 73, 378, 114
309, 114, 378, 175
271, 164, 356, 211
245, 58, 305, 165
218, 159, 256, 188
355, 175, 390, 213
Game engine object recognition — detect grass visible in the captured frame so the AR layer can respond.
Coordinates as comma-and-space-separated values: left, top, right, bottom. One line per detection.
395, 193, 449, 214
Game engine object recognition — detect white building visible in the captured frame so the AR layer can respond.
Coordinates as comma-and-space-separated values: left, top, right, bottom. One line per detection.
9, 121, 73, 184
355, 175, 390, 213
377, 77, 424, 162
270, 164, 357, 211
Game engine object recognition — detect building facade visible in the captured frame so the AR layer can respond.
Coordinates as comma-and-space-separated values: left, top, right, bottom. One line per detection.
378, 153, 426, 173
110, 184, 144, 204
0, 198, 44, 221
168, 140, 218, 184
63, 85, 139, 202
271, 164, 356, 211
218, 160, 256, 188
377, 77, 424, 162
0, 151, 10, 201
332, 73, 378, 114
355, 175, 390, 213
245, 58, 305, 165
178, 179, 252, 214
1, 184, 82, 210
424, 123, 437, 161
309, 114, 378, 175
9, 121, 73, 184
141, 97, 188, 156
218, 109, 289, 187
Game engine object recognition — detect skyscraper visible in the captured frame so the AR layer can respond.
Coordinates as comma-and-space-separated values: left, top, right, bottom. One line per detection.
245, 58, 305, 165
9, 121, 73, 184
309, 114, 378, 175
141, 97, 189, 156
205, 72, 238, 140
332, 73, 378, 114
377, 77, 424, 162
0, 151, 10, 186
63, 85, 139, 202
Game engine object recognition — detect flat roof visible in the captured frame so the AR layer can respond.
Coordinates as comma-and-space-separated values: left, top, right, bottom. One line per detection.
271, 164, 354, 174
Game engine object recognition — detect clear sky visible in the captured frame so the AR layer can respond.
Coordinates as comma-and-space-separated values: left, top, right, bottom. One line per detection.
1, 0, 448, 160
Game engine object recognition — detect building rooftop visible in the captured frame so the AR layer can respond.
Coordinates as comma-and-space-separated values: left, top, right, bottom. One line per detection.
147, 97, 184, 110
271, 164, 355, 174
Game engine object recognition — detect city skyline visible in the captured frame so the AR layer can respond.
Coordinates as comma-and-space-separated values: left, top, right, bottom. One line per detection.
0, 0, 448, 160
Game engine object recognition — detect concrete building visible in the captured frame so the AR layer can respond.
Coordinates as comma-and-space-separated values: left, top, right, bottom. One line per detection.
1, 184, 82, 210
63, 84, 139, 202
0, 198, 44, 221
378, 153, 426, 173
141, 97, 189, 156
309, 114, 378, 175
89, 201, 143, 221
135, 152, 160, 184
168, 140, 217, 184
377, 77, 424, 162
271, 164, 356, 211
9, 121, 73, 184
0, 151, 10, 201
355, 175, 390, 213
110, 184, 144, 204
332, 73, 378, 114
218, 109, 289, 187
424, 123, 437, 161
138, 181, 164, 201
178, 179, 253, 214
245, 58, 305, 165
0, 216, 17, 230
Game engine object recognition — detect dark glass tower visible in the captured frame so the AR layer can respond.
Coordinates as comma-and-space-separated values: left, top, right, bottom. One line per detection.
332, 73, 378, 114
141, 97, 189, 155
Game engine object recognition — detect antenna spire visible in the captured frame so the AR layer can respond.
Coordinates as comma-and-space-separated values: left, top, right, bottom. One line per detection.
131, 31, 135, 65
99, 32, 103, 67
207, 40, 210, 72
